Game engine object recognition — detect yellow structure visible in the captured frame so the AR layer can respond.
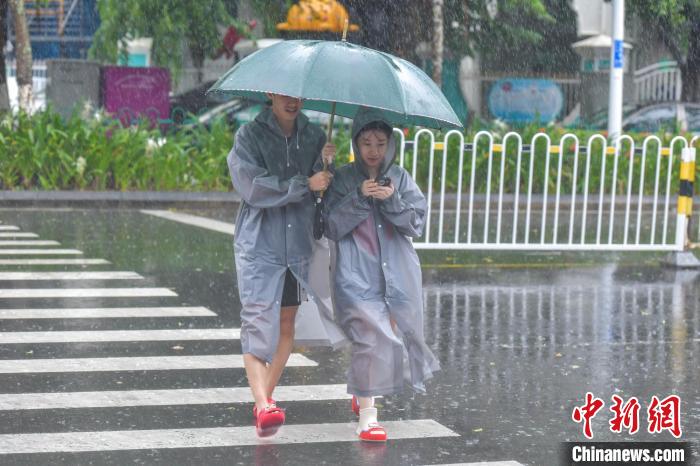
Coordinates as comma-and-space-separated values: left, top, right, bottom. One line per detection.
277, 0, 360, 33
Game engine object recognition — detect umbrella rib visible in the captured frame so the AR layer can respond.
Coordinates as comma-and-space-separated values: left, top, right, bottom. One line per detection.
300, 45, 328, 102
384, 57, 408, 120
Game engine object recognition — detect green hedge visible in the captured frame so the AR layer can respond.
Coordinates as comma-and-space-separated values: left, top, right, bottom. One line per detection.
1, 109, 697, 194
1, 110, 233, 191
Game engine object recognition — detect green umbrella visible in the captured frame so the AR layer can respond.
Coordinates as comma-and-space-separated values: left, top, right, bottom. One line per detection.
206, 39, 463, 130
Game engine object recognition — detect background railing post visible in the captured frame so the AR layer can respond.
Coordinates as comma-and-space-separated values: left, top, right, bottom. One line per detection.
664, 147, 700, 267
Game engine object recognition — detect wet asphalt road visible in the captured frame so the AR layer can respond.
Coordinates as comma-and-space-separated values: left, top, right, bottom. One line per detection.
0, 207, 697, 466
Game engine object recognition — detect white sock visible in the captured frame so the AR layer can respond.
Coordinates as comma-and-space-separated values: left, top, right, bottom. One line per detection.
358, 396, 374, 409
357, 407, 379, 434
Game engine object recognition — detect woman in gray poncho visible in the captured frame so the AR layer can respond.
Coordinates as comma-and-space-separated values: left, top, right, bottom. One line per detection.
324, 107, 440, 442
228, 94, 342, 437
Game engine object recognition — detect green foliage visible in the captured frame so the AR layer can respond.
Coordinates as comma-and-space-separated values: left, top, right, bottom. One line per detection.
474, 0, 578, 74
0, 109, 233, 191
444, 0, 552, 58
628, 0, 700, 100
1, 108, 697, 196
248, 0, 290, 37
89, 0, 247, 80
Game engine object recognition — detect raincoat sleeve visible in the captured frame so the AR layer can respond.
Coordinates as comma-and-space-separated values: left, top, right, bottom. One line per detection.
323, 174, 372, 241
228, 125, 310, 208
378, 169, 426, 238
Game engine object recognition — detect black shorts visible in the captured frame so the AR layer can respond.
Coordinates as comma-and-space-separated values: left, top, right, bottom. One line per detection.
281, 268, 301, 307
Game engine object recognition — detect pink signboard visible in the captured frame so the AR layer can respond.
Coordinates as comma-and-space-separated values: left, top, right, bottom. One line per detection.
102, 66, 170, 126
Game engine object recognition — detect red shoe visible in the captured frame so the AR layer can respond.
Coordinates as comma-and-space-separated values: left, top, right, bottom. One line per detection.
358, 423, 387, 442
351, 396, 360, 417
256, 405, 285, 437
252, 398, 276, 419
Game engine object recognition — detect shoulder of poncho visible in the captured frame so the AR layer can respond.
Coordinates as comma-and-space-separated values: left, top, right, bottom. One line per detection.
235, 121, 259, 141
233, 123, 262, 153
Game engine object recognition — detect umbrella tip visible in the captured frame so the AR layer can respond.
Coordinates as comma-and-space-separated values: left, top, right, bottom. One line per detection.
342, 18, 349, 41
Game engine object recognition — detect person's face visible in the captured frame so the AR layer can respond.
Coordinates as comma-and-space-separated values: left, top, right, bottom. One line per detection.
267, 93, 302, 123
358, 129, 389, 170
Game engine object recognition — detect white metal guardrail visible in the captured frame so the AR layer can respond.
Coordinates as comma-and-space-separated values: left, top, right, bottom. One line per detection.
634, 61, 682, 105
392, 130, 699, 252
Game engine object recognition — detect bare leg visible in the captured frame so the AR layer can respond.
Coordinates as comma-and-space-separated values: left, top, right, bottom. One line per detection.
243, 353, 271, 412
266, 305, 298, 399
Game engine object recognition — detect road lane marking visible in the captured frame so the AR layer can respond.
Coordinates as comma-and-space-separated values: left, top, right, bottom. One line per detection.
0, 249, 82, 255
0, 354, 317, 374
0, 328, 240, 343
0, 306, 215, 319
141, 210, 235, 235
0, 384, 349, 410
0, 259, 109, 265
0, 271, 142, 281
0, 288, 177, 298
0, 240, 60, 246
0, 420, 457, 453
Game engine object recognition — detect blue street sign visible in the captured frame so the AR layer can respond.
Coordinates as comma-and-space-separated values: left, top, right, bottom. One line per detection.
613, 40, 624, 69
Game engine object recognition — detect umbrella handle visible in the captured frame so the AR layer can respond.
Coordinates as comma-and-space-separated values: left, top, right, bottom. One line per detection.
320, 102, 336, 199
326, 101, 336, 155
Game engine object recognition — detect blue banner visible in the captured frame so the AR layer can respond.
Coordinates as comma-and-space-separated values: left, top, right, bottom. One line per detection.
487, 79, 564, 123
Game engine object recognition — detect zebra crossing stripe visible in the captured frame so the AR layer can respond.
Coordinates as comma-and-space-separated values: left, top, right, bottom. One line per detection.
0, 384, 350, 410
0, 271, 143, 281
0, 249, 82, 255
0, 328, 240, 343
0, 354, 317, 373
0, 420, 457, 453
0, 288, 177, 298
0, 240, 60, 246
141, 210, 235, 235
0, 259, 110, 265
0, 306, 215, 319
0, 233, 38, 238
0, 226, 20, 231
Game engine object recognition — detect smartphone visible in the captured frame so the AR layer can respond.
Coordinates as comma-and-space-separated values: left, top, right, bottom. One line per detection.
376, 176, 392, 187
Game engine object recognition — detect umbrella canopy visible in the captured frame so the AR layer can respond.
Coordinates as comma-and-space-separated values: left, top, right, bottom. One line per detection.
207, 39, 462, 130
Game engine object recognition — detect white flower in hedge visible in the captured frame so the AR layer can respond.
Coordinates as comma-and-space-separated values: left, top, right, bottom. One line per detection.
145, 137, 166, 157
76, 157, 87, 177
80, 101, 95, 121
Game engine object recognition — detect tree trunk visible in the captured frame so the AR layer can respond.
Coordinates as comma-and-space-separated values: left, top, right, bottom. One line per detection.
683, 19, 700, 102
680, 64, 699, 102
0, 0, 10, 112
191, 46, 205, 84
431, 0, 443, 86
9, 0, 32, 112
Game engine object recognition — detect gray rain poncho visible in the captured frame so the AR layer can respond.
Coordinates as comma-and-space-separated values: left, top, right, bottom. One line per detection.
324, 108, 440, 396
228, 107, 346, 364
